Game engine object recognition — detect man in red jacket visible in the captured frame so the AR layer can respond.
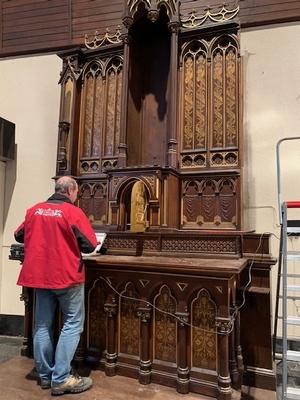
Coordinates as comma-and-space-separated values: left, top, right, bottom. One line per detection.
15, 176, 97, 396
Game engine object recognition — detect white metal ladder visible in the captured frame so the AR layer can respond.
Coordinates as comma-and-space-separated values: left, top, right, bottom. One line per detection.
276, 137, 300, 400
281, 202, 300, 400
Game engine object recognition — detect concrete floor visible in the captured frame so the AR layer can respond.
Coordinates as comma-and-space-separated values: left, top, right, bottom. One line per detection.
0, 336, 277, 400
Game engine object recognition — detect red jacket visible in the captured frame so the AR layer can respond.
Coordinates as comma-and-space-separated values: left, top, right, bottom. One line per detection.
15, 193, 97, 289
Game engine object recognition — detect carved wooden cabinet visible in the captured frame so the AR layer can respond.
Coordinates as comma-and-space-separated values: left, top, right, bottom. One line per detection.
83, 254, 245, 398
44, 1, 278, 398
56, 1, 243, 234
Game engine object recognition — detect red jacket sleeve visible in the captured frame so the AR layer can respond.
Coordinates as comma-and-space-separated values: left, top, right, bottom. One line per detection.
71, 208, 97, 253
14, 221, 25, 243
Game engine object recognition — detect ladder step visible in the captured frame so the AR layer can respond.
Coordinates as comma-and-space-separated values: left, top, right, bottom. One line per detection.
287, 317, 300, 325
287, 350, 300, 362
287, 220, 300, 235
287, 387, 300, 400
287, 228, 300, 235
287, 220, 300, 226
288, 285, 300, 292
286, 203, 300, 209
287, 252, 300, 261
279, 295, 300, 300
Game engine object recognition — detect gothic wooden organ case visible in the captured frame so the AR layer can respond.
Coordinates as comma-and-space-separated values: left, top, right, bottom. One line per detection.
56, 0, 242, 234
52, 2, 276, 398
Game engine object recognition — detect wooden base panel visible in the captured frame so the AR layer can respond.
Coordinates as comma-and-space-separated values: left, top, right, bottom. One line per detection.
243, 366, 276, 391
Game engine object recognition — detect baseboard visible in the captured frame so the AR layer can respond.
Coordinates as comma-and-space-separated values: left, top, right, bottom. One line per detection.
0, 314, 24, 336
243, 366, 277, 391
275, 336, 300, 352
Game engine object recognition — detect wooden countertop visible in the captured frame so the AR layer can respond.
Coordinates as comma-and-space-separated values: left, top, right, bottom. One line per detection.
84, 254, 249, 277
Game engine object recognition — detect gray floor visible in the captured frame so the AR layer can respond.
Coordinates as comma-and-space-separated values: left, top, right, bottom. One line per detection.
0, 336, 23, 363
0, 335, 299, 399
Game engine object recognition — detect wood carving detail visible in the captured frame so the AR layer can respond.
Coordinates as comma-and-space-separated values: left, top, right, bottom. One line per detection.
78, 182, 107, 224
87, 280, 106, 352
212, 51, 224, 148
79, 57, 123, 174
119, 283, 140, 356
181, 4, 239, 29
182, 177, 237, 229
162, 238, 236, 253
107, 238, 138, 249
191, 289, 217, 370
143, 239, 158, 250
180, 35, 239, 169
154, 286, 177, 363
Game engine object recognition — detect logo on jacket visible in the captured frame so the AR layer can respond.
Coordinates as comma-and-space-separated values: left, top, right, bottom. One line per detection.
34, 208, 63, 218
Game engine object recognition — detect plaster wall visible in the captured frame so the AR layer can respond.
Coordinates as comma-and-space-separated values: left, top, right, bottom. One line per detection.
0, 161, 6, 313
0, 54, 61, 315
241, 22, 300, 336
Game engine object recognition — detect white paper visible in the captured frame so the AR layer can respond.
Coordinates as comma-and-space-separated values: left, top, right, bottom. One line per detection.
82, 232, 107, 256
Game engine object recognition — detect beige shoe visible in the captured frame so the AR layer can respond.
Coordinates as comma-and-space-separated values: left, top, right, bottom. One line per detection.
51, 375, 92, 396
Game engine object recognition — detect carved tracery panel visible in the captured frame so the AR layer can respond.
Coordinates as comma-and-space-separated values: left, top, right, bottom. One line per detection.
78, 181, 107, 224
87, 280, 106, 353
182, 176, 238, 229
153, 285, 177, 363
180, 34, 240, 169
191, 289, 217, 370
119, 282, 140, 356
79, 57, 123, 174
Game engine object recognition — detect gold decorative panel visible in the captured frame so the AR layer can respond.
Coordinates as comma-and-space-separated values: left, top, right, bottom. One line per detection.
104, 63, 122, 157
191, 289, 217, 370
154, 285, 177, 363
182, 177, 238, 229
180, 34, 240, 169
79, 57, 123, 174
182, 42, 208, 151
119, 283, 140, 356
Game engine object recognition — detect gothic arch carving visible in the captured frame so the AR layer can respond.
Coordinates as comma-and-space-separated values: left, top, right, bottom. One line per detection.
114, 176, 154, 202
119, 282, 140, 356
86, 279, 106, 350
153, 284, 177, 363
125, 0, 177, 23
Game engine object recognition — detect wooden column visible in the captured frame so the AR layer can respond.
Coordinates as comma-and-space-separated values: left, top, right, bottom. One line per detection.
229, 295, 239, 388
104, 299, 117, 376
137, 307, 152, 384
216, 317, 232, 400
118, 28, 132, 168
167, 20, 180, 168
20, 288, 34, 357
56, 52, 83, 176
229, 325, 239, 388
176, 312, 189, 394
235, 311, 244, 386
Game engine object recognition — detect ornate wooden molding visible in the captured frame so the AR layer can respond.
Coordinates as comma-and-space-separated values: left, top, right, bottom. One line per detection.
181, 4, 239, 29
85, 26, 122, 50
59, 55, 83, 83
126, 0, 177, 20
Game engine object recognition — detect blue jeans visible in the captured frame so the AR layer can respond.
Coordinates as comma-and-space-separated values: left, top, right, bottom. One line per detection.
33, 284, 85, 385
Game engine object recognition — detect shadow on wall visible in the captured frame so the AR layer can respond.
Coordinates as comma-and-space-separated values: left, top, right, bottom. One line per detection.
3, 143, 17, 227
242, 119, 255, 230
